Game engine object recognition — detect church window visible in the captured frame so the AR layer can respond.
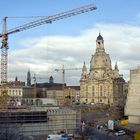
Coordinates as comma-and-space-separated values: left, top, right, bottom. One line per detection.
104, 86, 106, 92
100, 86, 103, 96
98, 42, 100, 45
86, 85, 88, 97
92, 86, 94, 96
108, 86, 110, 93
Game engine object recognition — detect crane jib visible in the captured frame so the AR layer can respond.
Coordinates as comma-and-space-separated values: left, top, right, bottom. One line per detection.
1, 3, 97, 36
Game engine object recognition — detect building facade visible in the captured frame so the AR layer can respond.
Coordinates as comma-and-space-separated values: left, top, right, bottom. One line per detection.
125, 67, 140, 124
80, 34, 125, 105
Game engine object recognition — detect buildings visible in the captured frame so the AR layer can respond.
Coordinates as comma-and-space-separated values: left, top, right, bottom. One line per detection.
125, 67, 140, 124
80, 34, 125, 106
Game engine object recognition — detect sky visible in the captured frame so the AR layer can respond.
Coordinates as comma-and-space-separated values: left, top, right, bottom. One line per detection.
0, 0, 140, 85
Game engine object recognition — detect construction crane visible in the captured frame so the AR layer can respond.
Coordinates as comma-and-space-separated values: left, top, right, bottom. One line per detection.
0, 3, 97, 109
32, 74, 50, 83
55, 65, 82, 89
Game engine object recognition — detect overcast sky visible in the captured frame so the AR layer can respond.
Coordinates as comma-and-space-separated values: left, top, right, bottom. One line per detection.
0, 0, 140, 85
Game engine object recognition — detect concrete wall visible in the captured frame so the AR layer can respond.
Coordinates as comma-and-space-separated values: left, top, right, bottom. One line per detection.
125, 67, 140, 124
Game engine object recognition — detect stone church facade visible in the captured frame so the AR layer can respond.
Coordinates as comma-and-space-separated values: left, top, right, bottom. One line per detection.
80, 34, 125, 105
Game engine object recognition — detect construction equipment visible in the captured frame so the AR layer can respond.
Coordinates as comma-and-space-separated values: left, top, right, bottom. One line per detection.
55, 65, 82, 105
0, 3, 97, 109
55, 65, 82, 89
33, 74, 50, 83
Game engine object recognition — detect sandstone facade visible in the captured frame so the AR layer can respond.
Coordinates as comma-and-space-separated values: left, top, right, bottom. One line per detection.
125, 67, 140, 124
80, 34, 125, 105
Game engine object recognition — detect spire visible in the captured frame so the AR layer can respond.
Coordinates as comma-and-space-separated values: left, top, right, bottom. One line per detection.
81, 61, 87, 80
27, 69, 31, 86
82, 61, 87, 72
15, 76, 18, 81
115, 62, 119, 70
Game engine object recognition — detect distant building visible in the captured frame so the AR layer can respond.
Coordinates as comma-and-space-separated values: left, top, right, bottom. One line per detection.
80, 34, 125, 105
64, 86, 80, 103
0, 76, 25, 106
125, 67, 140, 124
27, 69, 31, 87
30, 76, 80, 105
8, 76, 25, 87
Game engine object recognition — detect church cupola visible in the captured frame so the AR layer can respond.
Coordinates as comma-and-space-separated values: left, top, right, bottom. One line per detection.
49, 76, 54, 84
96, 33, 105, 52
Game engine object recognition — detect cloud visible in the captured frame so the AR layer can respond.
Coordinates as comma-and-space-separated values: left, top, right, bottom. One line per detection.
8, 23, 140, 85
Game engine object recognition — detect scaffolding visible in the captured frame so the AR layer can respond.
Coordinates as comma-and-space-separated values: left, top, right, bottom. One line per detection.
0, 107, 81, 140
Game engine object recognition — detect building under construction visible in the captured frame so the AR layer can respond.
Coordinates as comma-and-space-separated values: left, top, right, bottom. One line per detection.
0, 106, 81, 140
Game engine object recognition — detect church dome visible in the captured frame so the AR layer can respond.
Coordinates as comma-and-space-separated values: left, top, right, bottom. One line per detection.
90, 34, 112, 71
90, 52, 111, 70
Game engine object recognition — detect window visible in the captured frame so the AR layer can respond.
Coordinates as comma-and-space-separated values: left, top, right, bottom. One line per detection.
92, 86, 94, 96
92, 99, 94, 103
13, 90, 15, 96
19, 90, 21, 95
100, 86, 103, 96
108, 86, 110, 94
86, 85, 88, 97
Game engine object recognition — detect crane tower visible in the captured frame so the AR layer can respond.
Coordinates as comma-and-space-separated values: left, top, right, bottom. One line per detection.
55, 65, 82, 89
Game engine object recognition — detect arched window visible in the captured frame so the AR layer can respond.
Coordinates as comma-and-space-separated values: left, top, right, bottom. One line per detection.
86, 85, 88, 97
108, 86, 110, 94
92, 86, 94, 96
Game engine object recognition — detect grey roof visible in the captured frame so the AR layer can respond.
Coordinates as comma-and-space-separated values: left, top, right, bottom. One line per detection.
97, 33, 103, 40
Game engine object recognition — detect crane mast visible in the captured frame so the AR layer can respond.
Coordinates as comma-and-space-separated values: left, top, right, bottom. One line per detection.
55, 65, 82, 89
1, 17, 8, 84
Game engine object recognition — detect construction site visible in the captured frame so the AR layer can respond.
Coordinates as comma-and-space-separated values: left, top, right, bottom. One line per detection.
0, 1, 140, 140
0, 3, 97, 140
0, 106, 81, 140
